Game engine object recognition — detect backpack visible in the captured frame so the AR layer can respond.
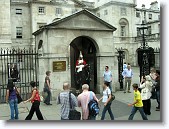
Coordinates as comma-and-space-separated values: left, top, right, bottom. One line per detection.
88, 92, 99, 116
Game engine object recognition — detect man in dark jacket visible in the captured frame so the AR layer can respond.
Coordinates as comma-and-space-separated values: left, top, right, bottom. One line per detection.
155, 70, 160, 111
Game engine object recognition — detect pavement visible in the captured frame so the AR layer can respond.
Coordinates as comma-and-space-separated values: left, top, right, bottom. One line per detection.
0, 67, 161, 121
0, 92, 160, 121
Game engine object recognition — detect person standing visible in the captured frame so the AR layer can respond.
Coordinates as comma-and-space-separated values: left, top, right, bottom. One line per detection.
99, 82, 114, 120
139, 75, 153, 115
128, 83, 148, 120
103, 66, 113, 92
77, 84, 98, 120
6, 79, 19, 120
122, 65, 133, 93
123, 62, 127, 71
149, 68, 157, 99
24, 81, 44, 120
44, 71, 52, 105
155, 70, 160, 111
57, 82, 78, 120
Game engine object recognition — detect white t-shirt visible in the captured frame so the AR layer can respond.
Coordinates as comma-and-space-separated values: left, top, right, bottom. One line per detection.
102, 87, 111, 103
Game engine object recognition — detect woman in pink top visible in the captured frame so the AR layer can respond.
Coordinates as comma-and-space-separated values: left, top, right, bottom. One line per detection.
77, 84, 98, 120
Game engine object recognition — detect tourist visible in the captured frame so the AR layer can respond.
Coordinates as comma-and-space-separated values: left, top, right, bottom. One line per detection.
57, 82, 78, 120
103, 66, 113, 92
77, 84, 98, 120
123, 62, 127, 71
128, 83, 148, 120
43, 71, 52, 105
122, 65, 133, 93
6, 79, 19, 120
24, 81, 44, 120
139, 75, 153, 115
155, 70, 160, 111
99, 82, 114, 120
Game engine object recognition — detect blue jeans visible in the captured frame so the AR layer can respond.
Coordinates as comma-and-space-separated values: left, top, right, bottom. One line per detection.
156, 90, 160, 109
128, 106, 148, 120
9, 98, 19, 120
101, 103, 114, 120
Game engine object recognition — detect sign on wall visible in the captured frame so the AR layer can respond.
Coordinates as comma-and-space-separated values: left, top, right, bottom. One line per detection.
53, 61, 66, 72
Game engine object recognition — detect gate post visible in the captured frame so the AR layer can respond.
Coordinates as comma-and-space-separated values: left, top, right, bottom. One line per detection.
117, 49, 124, 90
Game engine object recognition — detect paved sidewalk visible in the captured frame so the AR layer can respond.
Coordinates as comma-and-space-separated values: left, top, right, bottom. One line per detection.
0, 91, 161, 121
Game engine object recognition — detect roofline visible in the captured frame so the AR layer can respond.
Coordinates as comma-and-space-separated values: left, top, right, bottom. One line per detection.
135, 8, 160, 13
33, 9, 117, 36
94, 1, 137, 11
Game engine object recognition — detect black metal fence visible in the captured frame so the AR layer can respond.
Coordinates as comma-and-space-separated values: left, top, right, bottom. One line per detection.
0, 48, 39, 103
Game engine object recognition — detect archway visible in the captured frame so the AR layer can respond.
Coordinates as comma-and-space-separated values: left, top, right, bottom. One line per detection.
70, 36, 98, 92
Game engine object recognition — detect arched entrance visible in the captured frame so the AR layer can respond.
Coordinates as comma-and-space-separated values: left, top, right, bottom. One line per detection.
70, 36, 98, 92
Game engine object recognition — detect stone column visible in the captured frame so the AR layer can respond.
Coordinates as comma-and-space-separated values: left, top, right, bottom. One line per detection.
0, 0, 12, 48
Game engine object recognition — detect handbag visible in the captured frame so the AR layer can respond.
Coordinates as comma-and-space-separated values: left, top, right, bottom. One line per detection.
16, 93, 23, 104
68, 92, 81, 120
107, 90, 115, 103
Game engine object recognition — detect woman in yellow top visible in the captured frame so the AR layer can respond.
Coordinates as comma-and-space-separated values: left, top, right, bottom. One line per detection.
128, 83, 148, 120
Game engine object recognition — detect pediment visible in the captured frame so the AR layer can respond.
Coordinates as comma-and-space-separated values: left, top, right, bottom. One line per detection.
33, 9, 116, 35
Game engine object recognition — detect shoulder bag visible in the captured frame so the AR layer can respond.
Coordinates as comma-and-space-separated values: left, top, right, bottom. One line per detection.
68, 92, 81, 120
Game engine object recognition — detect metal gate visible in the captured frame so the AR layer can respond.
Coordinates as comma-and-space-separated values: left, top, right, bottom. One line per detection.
0, 48, 39, 103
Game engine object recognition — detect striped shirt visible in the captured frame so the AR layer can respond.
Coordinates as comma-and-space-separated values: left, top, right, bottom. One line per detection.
57, 91, 77, 119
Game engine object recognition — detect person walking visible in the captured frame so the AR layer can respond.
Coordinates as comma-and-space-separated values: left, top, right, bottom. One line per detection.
44, 71, 52, 105
103, 66, 113, 92
149, 68, 157, 99
139, 75, 153, 115
122, 65, 133, 93
77, 84, 98, 120
128, 83, 148, 120
99, 82, 114, 120
6, 79, 19, 120
24, 81, 44, 120
155, 70, 160, 111
57, 82, 78, 120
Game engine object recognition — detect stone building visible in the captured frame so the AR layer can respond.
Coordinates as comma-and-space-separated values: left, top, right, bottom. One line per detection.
93, 0, 160, 66
0, 0, 160, 93
33, 9, 117, 93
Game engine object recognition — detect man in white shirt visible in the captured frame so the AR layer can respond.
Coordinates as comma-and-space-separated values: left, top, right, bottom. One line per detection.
103, 66, 113, 92
122, 65, 133, 93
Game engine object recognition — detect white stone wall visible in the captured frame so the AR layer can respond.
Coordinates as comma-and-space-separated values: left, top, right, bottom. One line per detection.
0, 0, 12, 47
11, 3, 32, 48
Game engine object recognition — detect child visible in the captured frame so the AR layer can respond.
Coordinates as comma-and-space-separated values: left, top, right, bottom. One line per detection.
128, 83, 148, 120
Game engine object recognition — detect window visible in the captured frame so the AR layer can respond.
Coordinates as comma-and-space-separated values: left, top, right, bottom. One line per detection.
121, 26, 126, 37
136, 12, 140, 18
16, 9, 22, 15
97, 12, 100, 17
16, 27, 22, 38
121, 7, 127, 16
148, 26, 151, 35
38, 23, 46, 29
38, 7, 45, 14
158, 24, 160, 32
56, 8, 62, 15
149, 14, 152, 19
104, 10, 108, 15
158, 15, 160, 20
137, 27, 140, 36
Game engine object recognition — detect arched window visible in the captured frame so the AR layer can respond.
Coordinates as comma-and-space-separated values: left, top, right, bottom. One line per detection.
119, 18, 129, 38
